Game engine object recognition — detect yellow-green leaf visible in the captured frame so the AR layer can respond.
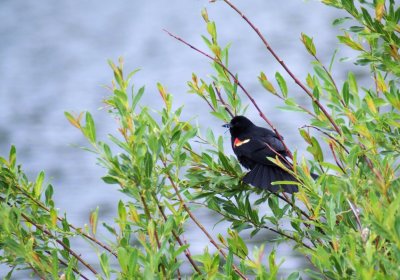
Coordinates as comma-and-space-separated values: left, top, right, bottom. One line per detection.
259, 72, 277, 95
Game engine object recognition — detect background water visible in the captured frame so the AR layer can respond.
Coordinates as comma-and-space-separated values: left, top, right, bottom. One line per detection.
0, 0, 368, 278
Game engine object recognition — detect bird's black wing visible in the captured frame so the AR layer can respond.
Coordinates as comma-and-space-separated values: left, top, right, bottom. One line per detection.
255, 127, 286, 153
233, 127, 287, 168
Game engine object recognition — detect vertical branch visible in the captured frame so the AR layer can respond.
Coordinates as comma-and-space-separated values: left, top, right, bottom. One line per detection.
213, 82, 234, 118
329, 142, 346, 174
151, 193, 202, 275
138, 193, 167, 277
161, 160, 248, 280
222, 0, 342, 136
13, 184, 117, 257
21, 213, 99, 276
28, 264, 46, 280
164, 29, 293, 159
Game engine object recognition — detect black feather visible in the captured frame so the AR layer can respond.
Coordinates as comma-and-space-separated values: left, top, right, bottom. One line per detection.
226, 116, 300, 193
243, 164, 298, 193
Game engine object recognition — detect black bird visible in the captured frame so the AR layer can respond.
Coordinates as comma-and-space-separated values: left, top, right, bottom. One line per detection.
223, 115, 298, 193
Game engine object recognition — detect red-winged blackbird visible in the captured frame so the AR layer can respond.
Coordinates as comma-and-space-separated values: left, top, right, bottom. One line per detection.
223, 115, 298, 193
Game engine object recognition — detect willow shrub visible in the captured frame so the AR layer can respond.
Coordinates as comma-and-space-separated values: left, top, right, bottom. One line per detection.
1, 0, 399, 279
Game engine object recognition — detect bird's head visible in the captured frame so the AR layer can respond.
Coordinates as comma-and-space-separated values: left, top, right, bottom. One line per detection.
222, 115, 255, 136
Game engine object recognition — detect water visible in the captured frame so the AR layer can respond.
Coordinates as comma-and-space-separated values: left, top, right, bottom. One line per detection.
0, 1, 366, 278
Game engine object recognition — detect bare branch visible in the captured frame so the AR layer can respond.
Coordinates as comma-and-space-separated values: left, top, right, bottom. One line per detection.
222, 0, 342, 136
161, 159, 248, 280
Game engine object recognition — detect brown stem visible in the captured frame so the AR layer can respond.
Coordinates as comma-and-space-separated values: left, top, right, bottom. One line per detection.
301, 125, 349, 154
329, 142, 346, 174
213, 82, 234, 118
222, 0, 342, 136
274, 193, 311, 221
202, 94, 218, 113
152, 194, 202, 276
44, 250, 90, 280
346, 198, 362, 231
138, 194, 167, 277
163, 29, 293, 160
28, 263, 46, 280
356, 139, 386, 199
21, 213, 99, 276
14, 184, 117, 257
313, 55, 347, 108
161, 160, 248, 280
191, 200, 314, 250
261, 225, 313, 250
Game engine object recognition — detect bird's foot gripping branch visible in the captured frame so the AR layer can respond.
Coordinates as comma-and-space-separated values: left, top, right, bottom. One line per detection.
1, 0, 400, 279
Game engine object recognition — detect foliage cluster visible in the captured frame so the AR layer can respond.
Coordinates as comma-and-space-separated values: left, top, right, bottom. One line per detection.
0, 0, 399, 279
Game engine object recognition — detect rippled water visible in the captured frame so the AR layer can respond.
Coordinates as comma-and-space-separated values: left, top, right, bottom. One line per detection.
0, 1, 365, 278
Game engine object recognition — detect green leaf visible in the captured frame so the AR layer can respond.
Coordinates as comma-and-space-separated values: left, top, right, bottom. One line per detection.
307, 137, 324, 162
90, 207, 99, 235
327, 197, 336, 230
361, 7, 373, 27
287, 272, 301, 280
117, 247, 128, 272
45, 184, 54, 206
118, 200, 127, 230
259, 72, 277, 95
144, 151, 153, 178
224, 250, 234, 276
227, 229, 248, 259
4, 268, 15, 280
207, 21, 217, 42
301, 33, 316, 56
100, 252, 110, 279
337, 34, 364, 51
208, 84, 218, 108
85, 112, 96, 143
172, 244, 190, 259
132, 86, 145, 111
342, 81, 350, 105
102, 175, 120, 184
275, 72, 288, 98
34, 171, 45, 198
299, 129, 312, 144
8, 145, 16, 169
268, 196, 281, 218
332, 17, 352, 26
391, 218, 400, 245
314, 65, 332, 86
50, 207, 58, 227
268, 248, 279, 277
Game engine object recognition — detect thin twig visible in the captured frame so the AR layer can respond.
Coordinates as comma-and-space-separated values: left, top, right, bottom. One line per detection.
21, 213, 99, 276
301, 125, 349, 153
202, 95, 218, 113
313, 55, 347, 108
138, 194, 167, 277
262, 225, 313, 250
161, 160, 248, 280
28, 263, 46, 280
222, 0, 342, 136
213, 82, 234, 118
346, 199, 362, 231
163, 29, 293, 159
44, 250, 90, 280
329, 142, 346, 174
189, 200, 314, 250
274, 193, 311, 221
13, 184, 117, 257
151, 193, 203, 276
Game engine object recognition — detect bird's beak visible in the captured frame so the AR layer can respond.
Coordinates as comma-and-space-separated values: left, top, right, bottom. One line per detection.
222, 123, 231, 128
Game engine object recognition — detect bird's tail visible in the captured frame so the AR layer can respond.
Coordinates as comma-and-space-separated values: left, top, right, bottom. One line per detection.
242, 164, 298, 193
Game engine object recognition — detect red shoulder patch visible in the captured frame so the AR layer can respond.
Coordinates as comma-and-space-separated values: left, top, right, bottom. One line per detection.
234, 138, 250, 147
